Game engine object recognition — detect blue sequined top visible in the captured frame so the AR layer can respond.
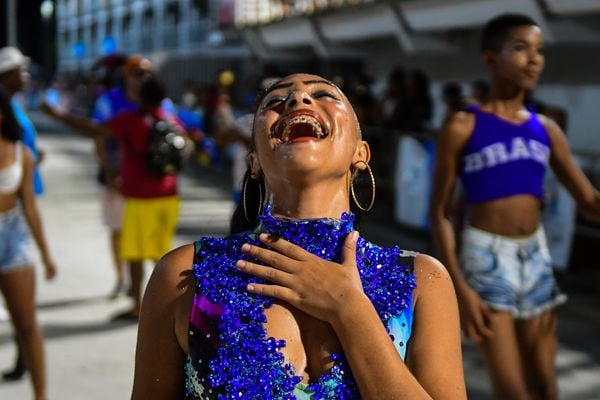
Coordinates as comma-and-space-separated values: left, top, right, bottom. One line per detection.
185, 205, 417, 399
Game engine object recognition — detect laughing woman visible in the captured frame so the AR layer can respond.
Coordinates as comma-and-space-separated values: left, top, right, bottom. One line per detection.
132, 73, 466, 399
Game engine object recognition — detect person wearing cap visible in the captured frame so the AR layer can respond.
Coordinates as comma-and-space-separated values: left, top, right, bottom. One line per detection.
43, 55, 178, 320
0, 48, 58, 400
0, 47, 45, 196
0, 46, 50, 384
90, 55, 156, 301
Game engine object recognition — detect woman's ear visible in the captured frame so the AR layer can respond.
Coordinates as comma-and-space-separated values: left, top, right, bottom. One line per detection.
352, 140, 371, 168
248, 152, 262, 179
482, 50, 495, 68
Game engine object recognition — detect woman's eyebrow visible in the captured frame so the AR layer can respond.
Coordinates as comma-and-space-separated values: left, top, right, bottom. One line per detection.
266, 79, 338, 95
302, 79, 337, 89
266, 81, 293, 94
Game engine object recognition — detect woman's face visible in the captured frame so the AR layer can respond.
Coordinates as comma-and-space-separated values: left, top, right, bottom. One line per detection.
0, 68, 29, 93
487, 24, 545, 91
251, 73, 367, 188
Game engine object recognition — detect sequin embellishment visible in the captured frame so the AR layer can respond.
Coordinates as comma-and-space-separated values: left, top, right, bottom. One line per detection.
188, 204, 416, 399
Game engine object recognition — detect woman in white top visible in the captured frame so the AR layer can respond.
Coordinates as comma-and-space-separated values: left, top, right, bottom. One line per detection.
0, 87, 57, 400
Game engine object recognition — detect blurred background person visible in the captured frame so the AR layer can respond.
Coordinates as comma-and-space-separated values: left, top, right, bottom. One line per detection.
42, 55, 178, 301
430, 14, 600, 399
45, 76, 188, 320
0, 67, 57, 400
441, 81, 466, 125
0, 46, 49, 383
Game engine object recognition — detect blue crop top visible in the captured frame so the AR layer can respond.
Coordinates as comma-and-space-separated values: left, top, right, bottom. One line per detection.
459, 104, 551, 204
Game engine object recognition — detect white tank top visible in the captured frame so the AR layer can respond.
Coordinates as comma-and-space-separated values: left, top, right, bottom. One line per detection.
0, 142, 23, 194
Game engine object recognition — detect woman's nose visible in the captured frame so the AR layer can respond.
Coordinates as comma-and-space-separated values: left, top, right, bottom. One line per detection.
286, 91, 312, 108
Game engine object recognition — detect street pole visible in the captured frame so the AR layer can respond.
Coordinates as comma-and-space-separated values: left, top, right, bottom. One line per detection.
7, 0, 17, 46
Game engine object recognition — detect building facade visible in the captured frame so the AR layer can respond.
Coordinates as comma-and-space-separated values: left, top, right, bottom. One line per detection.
55, 0, 228, 72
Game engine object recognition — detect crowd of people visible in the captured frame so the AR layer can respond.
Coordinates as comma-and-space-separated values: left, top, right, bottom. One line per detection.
1, 12, 599, 400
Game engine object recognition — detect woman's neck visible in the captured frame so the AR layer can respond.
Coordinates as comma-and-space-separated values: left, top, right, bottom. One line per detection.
268, 179, 352, 220
488, 78, 527, 114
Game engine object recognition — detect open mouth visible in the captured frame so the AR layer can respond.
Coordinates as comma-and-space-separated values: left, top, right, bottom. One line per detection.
271, 111, 328, 143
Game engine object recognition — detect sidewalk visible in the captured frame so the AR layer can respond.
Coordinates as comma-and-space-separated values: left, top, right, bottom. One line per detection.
1, 127, 599, 399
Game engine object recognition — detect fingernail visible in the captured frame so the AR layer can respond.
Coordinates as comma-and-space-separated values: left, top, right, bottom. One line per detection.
247, 284, 255, 292
351, 231, 359, 242
259, 233, 270, 241
236, 260, 246, 270
241, 243, 251, 252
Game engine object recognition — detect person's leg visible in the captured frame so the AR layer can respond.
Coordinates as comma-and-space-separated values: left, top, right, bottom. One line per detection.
0, 267, 47, 399
110, 229, 124, 296
117, 198, 144, 318
128, 259, 144, 317
476, 311, 530, 400
516, 310, 558, 400
102, 187, 126, 297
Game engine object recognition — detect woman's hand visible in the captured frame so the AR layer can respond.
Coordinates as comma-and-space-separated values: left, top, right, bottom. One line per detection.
455, 283, 494, 342
236, 231, 366, 323
42, 253, 57, 281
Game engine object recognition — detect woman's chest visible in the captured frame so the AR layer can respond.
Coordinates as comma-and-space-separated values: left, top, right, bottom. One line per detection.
264, 302, 342, 384
0, 144, 17, 170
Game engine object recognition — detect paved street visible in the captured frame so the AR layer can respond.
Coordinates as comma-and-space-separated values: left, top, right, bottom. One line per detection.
1, 120, 600, 399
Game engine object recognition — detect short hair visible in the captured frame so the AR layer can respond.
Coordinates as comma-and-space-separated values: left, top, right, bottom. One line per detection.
481, 13, 538, 53
139, 77, 166, 108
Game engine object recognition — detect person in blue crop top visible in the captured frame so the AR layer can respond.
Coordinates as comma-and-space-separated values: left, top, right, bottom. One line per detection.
431, 14, 600, 400
132, 73, 466, 399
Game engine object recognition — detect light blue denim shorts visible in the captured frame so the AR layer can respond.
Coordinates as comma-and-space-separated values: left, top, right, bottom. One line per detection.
0, 208, 34, 273
460, 225, 567, 319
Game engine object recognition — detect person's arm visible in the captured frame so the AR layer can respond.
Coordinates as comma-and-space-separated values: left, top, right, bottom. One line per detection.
541, 116, 600, 222
238, 233, 466, 399
93, 135, 119, 188
131, 245, 196, 400
405, 255, 465, 398
18, 147, 57, 280
429, 112, 493, 341
330, 254, 465, 399
41, 102, 108, 137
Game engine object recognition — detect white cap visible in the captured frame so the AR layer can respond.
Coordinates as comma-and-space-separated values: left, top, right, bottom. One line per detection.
0, 47, 30, 75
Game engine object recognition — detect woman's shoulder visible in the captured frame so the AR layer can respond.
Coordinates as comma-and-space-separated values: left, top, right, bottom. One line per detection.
153, 244, 196, 286
411, 253, 454, 303
360, 239, 417, 272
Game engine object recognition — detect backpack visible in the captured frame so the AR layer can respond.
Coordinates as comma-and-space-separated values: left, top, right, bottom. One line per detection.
146, 119, 187, 176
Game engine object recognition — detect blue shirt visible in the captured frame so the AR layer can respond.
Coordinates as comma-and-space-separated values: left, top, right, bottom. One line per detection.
12, 99, 44, 195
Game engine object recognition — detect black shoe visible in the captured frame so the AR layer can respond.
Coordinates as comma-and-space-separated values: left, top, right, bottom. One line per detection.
2, 361, 25, 381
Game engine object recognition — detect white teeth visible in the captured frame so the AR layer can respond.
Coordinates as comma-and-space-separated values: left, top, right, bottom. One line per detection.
281, 115, 324, 141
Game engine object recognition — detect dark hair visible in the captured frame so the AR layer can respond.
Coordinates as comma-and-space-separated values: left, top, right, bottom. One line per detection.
481, 13, 538, 53
471, 79, 490, 93
139, 77, 166, 108
442, 82, 462, 102
229, 78, 365, 234
0, 89, 21, 142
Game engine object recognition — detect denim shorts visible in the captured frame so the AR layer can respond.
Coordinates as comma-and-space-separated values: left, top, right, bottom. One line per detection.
0, 208, 34, 273
460, 225, 567, 319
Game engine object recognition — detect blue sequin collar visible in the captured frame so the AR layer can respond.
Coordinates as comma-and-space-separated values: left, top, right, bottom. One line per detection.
191, 204, 416, 399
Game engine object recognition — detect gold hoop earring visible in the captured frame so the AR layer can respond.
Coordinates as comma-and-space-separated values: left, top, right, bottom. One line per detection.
350, 161, 376, 212
242, 175, 264, 222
